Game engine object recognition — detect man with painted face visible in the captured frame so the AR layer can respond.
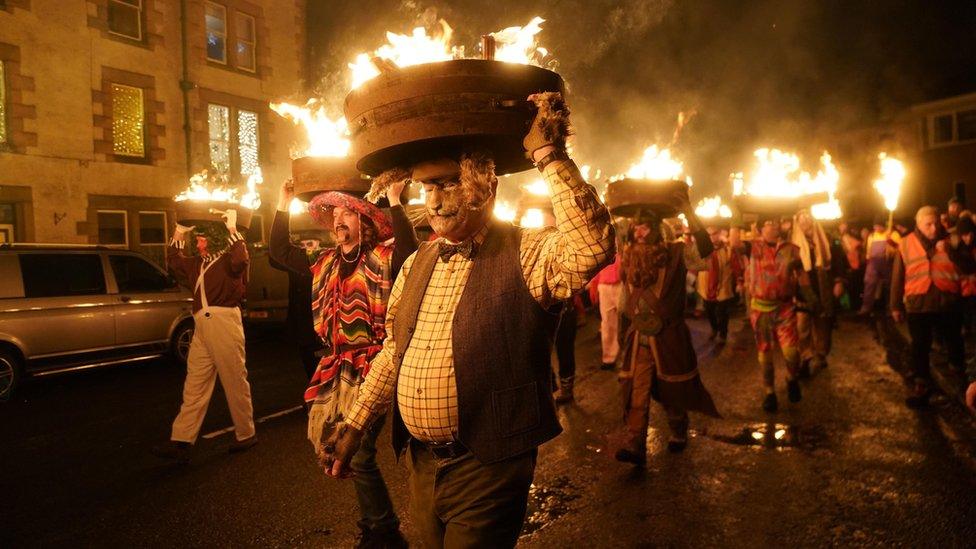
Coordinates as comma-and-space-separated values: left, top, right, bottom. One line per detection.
270, 179, 417, 548
745, 214, 817, 412
614, 202, 721, 465
153, 210, 255, 462
321, 92, 615, 548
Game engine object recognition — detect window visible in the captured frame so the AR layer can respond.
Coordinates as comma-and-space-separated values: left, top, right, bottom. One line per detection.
111, 83, 145, 157
110, 254, 175, 293
0, 203, 14, 243
0, 60, 6, 144
209, 103, 259, 176
97, 210, 129, 246
932, 114, 954, 145
205, 2, 227, 63
108, 0, 143, 41
20, 254, 107, 298
235, 13, 256, 72
957, 110, 976, 142
138, 211, 167, 244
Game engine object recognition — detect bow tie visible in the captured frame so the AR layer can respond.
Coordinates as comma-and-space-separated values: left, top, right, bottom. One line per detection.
438, 240, 476, 263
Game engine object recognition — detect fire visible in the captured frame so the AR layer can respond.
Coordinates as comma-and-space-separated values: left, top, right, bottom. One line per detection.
491, 16, 547, 64
623, 145, 691, 184
349, 17, 549, 89
349, 20, 457, 89
733, 148, 841, 219
288, 197, 307, 216
270, 100, 350, 158
695, 195, 732, 219
519, 208, 546, 228
524, 179, 549, 196
873, 153, 906, 212
174, 168, 262, 210
493, 200, 517, 222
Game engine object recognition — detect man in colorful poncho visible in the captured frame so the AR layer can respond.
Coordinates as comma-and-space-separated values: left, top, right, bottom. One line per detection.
270, 179, 417, 548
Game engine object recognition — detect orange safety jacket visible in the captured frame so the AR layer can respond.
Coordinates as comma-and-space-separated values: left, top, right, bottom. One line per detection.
900, 232, 960, 296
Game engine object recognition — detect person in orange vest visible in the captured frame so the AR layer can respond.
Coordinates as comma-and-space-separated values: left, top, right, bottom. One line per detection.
890, 206, 976, 408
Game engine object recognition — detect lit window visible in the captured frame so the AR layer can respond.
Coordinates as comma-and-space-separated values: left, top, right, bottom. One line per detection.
111, 83, 145, 157
208, 103, 230, 174
957, 110, 976, 142
235, 13, 256, 72
205, 2, 227, 63
98, 210, 129, 246
108, 0, 143, 41
932, 114, 954, 144
238, 109, 259, 175
0, 60, 6, 144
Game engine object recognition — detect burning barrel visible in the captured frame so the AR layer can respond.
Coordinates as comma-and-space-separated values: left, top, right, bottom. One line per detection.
291, 156, 370, 201
733, 192, 830, 218
604, 178, 691, 219
343, 59, 565, 176
175, 200, 253, 231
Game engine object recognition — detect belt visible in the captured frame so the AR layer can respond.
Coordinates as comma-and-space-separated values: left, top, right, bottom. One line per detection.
411, 438, 468, 459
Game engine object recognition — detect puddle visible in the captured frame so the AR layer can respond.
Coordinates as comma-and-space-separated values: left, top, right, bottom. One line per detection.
705, 423, 827, 450
521, 475, 581, 537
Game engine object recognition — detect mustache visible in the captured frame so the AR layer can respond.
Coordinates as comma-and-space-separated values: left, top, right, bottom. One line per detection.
335, 224, 349, 231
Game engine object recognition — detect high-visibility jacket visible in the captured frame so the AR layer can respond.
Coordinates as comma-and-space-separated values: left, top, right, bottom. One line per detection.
900, 232, 960, 296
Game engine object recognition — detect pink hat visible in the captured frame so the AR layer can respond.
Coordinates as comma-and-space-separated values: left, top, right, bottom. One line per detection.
308, 191, 394, 241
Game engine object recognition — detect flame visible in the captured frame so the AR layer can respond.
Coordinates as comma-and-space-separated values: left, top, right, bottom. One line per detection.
493, 200, 517, 222
270, 100, 350, 158
733, 148, 841, 219
622, 145, 691, 184
520, 208, 546, 228
491, 17, 547, 64
873, 153, 906, 212
349, 20, 456, 89
288, 197, 307, 216
524, 179, 549, 196
695, 195, 732, 219
174, 169, 262, 210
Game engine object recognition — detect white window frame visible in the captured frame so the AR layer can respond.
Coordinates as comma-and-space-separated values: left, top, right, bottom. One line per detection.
955, 109, 976, 145
235, 12, 256, 73
137, 210, 168, 246
107, 0, 144, 42
205, 1, 228, 64
928, 112, 956, 149
97, 210, 130, 248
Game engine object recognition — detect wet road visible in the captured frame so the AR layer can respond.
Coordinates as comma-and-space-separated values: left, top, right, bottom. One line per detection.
3, 313, 976, 547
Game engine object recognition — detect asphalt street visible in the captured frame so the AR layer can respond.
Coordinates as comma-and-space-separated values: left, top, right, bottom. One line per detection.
3, 311, 976, 547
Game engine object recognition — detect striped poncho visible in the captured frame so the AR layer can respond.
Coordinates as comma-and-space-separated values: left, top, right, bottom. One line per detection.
306, 244, 394, 449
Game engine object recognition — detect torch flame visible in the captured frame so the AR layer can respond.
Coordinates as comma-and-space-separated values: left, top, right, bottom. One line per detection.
695, 195, 732, 219
733, 148, 841, 219
270, 100, 350, 158
491, 16, 547, 64
873, 153, 905, 212
623, 145, 690, 184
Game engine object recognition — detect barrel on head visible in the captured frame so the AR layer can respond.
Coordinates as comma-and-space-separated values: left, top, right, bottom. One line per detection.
175, 200, 254, 231
291, 156, 370, 201
344, 59, 565, 176
605, 179, 690, 219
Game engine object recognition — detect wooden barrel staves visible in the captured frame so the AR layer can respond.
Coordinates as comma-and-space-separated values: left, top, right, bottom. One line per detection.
604, 178, 690, 219
175, 200, 253, 231
344, 59, 565, 177
291, 156, 370, 201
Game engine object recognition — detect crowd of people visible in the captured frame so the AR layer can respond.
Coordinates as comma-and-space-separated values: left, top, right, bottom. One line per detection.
149, 91, 976, 548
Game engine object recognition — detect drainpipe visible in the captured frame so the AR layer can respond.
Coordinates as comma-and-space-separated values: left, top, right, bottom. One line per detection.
179, 0, 194, 176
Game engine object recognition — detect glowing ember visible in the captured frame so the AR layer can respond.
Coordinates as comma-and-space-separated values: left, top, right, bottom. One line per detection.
491, 16, 547, 64
623, 145, 691, 184
695, 195, 732, 219
873, 153, 906, 212
174, 168, 262, 210
494, 200, 517, 222
270, 100, 350, 158
733, 148, 841, 219
520, 208, 546, 228
288, 197, 307, 216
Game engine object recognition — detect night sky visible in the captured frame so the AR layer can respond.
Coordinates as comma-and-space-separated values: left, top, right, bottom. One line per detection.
305, 0, 976, 198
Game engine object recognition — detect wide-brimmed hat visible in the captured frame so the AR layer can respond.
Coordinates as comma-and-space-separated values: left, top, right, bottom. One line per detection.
308, 191, 393, 241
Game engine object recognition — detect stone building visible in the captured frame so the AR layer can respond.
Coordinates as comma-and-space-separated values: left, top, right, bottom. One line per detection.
0, 0, 306, 265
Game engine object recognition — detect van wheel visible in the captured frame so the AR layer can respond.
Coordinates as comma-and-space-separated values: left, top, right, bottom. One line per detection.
170, 321, 194, 366
0, 349, 23, 401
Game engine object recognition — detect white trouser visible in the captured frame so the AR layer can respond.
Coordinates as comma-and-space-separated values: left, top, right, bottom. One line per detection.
171, 306, 255, 443
598, 283, 622, 364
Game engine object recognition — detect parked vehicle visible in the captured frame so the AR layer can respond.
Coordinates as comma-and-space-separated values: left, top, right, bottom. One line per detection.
0, 244, 194, 400
243, 244, 289, 324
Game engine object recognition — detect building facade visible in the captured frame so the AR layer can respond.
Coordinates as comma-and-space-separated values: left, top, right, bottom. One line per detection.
910, 91, 976, 211
0, 0, 306, 265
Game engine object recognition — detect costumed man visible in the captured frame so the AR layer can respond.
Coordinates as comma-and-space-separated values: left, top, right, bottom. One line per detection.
321, 93, 614, 548
153, 210, 255, 462
859, 215, 901, 315
614, 203, 721, 465
593, 254, 622, 370
890, 206, 975, 408
269, 233, 325, 379
791, 209, 847, 376
696, 225, 742, 345
269, 178, 417, 548
745, 214, 818, 412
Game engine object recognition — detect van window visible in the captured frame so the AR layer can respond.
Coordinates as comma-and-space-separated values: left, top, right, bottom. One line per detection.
19, 254, 107, 297
110, 254, 175, 292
